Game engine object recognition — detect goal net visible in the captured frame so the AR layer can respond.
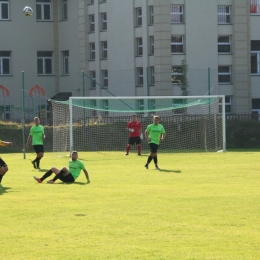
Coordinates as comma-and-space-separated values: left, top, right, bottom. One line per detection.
51, 96, 226, 153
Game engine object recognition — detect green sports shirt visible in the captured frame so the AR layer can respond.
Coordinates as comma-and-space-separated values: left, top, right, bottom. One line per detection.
29, 125, 45, 145
146, 123, 165, 145
69, 159, 85, 180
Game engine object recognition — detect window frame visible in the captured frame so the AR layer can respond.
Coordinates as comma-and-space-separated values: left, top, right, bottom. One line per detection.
170, 5, 184, 24
0, 51, 11, 75
172, 66, 183, 84
0, 1, 9, 20
102, 70, 108, 88
36, 0, 51, 21
61, 0, 68, 20
101, 41, 107, 59
149, 36, 154, 55
62, 50, 69, 75
150, 66, 155, 85
218, 66, 232, 84
218, 5, 231, 24
218, 35, 231, 54
136, 7, 142, 26
251, 40, 260, 74
90, 71, 96, 89
101, 12, 107, 31
171, 35, 184, 54
37, 51, 53, 75
137, 67, 144, 86
89, 14, 95, 33
149, 6, 154, 25
137, 37, 143, 56
250, 0, 260, 15
89, 43, 95, 60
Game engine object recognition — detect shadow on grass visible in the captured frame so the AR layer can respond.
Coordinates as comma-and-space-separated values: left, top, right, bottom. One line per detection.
55, 181, 89, 185
158, 169, 181, 173
0, 186, 12, 195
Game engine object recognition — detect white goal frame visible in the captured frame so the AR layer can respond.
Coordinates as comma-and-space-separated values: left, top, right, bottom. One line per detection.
68, 96, 226, 153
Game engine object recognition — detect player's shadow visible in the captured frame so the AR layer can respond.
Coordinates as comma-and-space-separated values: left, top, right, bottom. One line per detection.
38, 169, 49, 172
55, 182, 89, 185
0, 187, 12, 195
157, 169, 181, 173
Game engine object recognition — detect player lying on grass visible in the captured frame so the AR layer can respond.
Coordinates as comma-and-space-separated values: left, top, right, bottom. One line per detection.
33, 151, 90, 184
0, 140, 12, 188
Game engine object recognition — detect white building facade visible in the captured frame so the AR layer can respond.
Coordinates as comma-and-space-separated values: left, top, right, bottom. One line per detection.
0, 0, 260, 120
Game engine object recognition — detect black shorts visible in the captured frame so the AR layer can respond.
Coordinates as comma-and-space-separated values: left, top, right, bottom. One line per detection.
58, 172, 75, 183
0, 158, 7, 168
149, 143, 159, 153
33, 145, 44, 154
128, 137, 141, 145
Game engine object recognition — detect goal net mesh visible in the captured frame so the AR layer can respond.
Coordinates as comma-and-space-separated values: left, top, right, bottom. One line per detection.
52, 96, 225, 153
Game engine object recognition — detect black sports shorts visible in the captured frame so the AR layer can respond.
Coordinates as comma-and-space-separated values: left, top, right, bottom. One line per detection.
0, 158, 7, 168
58, 172, 75, 183
128, 137, 141, 145
149, 143, 159, 153
33, 145, 44, 154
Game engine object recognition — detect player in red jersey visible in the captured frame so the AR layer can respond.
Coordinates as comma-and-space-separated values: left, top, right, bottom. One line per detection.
125, 114, 142, 156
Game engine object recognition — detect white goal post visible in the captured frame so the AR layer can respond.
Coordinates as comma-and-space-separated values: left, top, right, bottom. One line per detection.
51, 96, 226, 153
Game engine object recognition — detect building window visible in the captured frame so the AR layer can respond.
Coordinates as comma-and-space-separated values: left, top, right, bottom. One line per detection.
136, 8, 142, 26
102, 99, 108, 116
250, 0, 260, 15
172, 66, 183, 84
100, 0, 106, 3
137, 67, 143, 86
136, 99, 144, 111
0, 51, 11, 75
251, 40, 260, 74
62, 51, 69, 75
252, 98, 260, 114
137, 38, 143, 56
89, 15, 95, 32
90, 43, 95, 60
150, 66, 154, 85
102, 70, 108, 88
36, 0, 51, 21
61, 0, 68, 20
90, 0, 94, 4
170, 5, 184, 23
101, 13, 107, 31
219, 96, 232, 113
149, 6, 154, 25
0, 0, 9, 20
171, 36, 184, 54
101, 41, 107, 59
218, 6, 231, 24
218, 66, 231, 83
37, 51, 53, 75
149, 36, 154, 55
218, 36, 231, 54
90, 71, 96, 89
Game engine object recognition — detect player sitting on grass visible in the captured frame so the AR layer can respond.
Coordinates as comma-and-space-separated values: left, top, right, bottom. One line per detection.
33, 151, 90, 184
0, 140, 12, 188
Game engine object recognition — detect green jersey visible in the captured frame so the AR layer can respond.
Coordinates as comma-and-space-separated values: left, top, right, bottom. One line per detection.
69, 159, 85, 180
146, 123, 165, 145
29, 125, 45, 145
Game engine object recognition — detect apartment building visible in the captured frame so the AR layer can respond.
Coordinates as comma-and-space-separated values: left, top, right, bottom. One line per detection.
0, 0, 259, 120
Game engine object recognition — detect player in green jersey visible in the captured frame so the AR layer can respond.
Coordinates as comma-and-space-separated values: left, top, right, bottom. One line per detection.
26, 117, 45, 169
144, 116, 166, 170
0, 139, 12, 188
33, 151, 90, 184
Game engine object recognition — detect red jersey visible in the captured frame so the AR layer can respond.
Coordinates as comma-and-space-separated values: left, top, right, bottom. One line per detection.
127, 121, 142, 137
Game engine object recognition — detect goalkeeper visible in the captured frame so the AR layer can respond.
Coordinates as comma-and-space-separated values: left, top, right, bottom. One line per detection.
33, 151, 90, 184
125, 114, 142, 156
144, 116, 166, 170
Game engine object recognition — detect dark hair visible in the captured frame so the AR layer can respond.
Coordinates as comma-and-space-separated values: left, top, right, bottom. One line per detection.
71, 151, 78, 155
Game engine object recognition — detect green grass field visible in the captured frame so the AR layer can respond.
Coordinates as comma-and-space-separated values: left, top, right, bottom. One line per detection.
1, 150, 260, 260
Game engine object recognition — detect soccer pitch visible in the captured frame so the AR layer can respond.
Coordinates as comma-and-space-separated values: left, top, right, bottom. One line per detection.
0, 151, 260, 260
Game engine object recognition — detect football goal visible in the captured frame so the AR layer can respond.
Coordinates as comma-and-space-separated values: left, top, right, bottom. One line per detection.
51, 96, 226, 153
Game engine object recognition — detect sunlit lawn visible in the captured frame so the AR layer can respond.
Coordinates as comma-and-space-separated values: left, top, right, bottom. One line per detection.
0, 150, 260, 260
